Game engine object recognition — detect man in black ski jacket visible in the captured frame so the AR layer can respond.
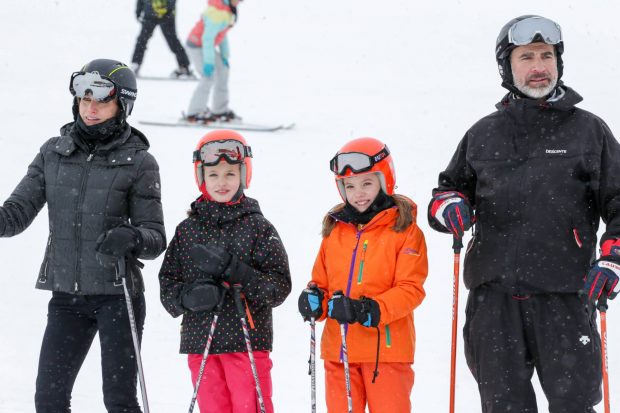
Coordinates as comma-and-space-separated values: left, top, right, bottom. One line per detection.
428, 16, 620, 413
0, 59, 166, 412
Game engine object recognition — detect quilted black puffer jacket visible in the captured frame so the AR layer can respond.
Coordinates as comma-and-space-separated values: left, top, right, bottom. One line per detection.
0, 122, 166, 295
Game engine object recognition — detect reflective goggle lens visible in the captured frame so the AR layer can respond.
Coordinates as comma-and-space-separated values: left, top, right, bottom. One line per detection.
330, 146, 389, 175
508, 17, 562, 46
193, 140, 252, 165
70, 72, 116, 102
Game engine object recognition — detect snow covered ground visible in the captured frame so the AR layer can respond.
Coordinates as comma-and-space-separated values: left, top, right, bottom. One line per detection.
0, 1, 619, 411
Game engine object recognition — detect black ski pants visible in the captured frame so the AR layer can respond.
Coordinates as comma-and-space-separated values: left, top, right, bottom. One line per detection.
131, 13, 190, 67
35, 291, 146, 413
463, 286, 602, 413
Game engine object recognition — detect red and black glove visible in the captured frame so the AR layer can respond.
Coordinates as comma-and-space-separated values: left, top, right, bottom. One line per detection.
430, 191, 473, 238
584, 239, 620, 301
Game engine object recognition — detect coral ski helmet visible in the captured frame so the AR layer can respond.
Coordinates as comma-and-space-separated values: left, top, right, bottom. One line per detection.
69, 59, 138, 121
193, 129, 253, 197
330, 137, 395, 200
495, 15, 564, 91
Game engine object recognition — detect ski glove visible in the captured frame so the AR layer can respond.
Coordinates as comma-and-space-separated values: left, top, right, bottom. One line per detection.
180, 279, 222, 312
584, 239, 620, 301
327, 292, 380, 327
430, 191, 473, 238
190, 244, 255, 286
203, 63, 214, 77
298, 283, 324, 321
95, 225, 141, 267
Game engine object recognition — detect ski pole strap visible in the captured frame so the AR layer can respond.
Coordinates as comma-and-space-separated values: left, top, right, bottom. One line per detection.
232, 284, 245, 317
214, 283, 229, 313
452, 236, 463, 254
371, 326, 380, 383
598, 293, 608, 313
116, 257, 127, 279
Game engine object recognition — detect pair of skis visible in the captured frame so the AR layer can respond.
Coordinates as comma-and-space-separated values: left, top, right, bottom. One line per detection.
139, 118, 295, 133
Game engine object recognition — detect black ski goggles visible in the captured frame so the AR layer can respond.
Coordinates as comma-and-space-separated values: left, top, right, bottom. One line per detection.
329, 146, 390, 175
69, 71, 117, 103
508, 16, 562, 47
193, 139, 253, 166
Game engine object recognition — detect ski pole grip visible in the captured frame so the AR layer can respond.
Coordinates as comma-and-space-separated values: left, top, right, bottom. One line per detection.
598, 293, 609, 313
452, 236, 463, 254
232, 284, 245, 317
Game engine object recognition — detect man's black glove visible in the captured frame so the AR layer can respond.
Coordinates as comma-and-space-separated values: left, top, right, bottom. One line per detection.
327, 291, 380, 327
95, 225, 141, 267
180, 279, 222, 312
190, 244, 255, 286
298, 283, 324, 321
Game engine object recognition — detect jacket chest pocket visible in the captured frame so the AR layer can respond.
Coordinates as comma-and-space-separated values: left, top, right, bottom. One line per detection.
105, 148, 138, 167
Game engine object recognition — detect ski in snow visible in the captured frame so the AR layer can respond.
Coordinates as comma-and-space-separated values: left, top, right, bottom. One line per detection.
138, 119, 295, 132
137, 75, 198, 82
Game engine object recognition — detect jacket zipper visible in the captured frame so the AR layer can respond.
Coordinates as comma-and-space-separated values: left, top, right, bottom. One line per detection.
385, 325, 392, 348
73, 151, 95, 292
356, 240, 368, 285
39, 231, 53, 283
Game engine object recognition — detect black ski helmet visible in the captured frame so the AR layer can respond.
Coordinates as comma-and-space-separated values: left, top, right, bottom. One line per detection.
495, 15, 564, 92
70, 58, 138, 121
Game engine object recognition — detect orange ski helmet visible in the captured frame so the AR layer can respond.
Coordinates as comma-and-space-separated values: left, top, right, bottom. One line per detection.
329, 137, 395, 200
193, 130, 253, 197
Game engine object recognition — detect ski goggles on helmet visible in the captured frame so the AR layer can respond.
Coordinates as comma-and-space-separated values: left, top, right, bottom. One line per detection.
192, 139, 253, 166
69, 71, 117, 103
329, 146, 390, 175
508, 16, 562, 47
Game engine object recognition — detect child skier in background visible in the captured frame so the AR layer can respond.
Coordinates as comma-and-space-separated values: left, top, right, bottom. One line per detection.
159, 129, 291, 413
298, 137, 428, 412
184, 0, 242, 123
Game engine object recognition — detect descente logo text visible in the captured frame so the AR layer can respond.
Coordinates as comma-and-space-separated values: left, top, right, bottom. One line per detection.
546, 149, 567, 154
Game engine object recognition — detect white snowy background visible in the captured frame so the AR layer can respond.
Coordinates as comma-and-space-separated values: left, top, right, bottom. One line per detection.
1, 1, 619, 411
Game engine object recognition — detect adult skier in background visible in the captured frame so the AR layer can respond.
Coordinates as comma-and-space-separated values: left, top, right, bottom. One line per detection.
0, 59, 166, 412
184, 0, 242, 123
131, 0, 193, 78
428, 15, 620, 412
159, 129, 291, 412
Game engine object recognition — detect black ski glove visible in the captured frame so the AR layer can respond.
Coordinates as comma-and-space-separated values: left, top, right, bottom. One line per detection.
328, 291, 380, 327
95, 225, 141, 267
180, 279, 222, 312
298, 283, 324, 321
190, 244, 255, 286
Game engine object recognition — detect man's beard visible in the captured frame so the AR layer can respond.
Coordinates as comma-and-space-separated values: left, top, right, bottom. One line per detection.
513, 72, 558, 99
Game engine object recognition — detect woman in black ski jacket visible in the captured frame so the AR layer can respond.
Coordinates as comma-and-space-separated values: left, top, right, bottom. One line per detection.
159, 129, 291, 413
0, 59, 166, 412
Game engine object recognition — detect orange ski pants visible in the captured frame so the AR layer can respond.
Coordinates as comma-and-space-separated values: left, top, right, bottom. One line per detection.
324, 360, 414, 413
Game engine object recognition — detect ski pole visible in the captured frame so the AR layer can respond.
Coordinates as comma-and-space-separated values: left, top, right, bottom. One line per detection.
232, 284, 266, 413
116, 257, 150, 413
598, 294, 611, 413
188, 283, 229, 413
449, 236, 463, 413
309, 316, 317, 413
332, 291, 353, 413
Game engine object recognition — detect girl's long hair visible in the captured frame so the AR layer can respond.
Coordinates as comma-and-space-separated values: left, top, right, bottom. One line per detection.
321, 194, 415, 238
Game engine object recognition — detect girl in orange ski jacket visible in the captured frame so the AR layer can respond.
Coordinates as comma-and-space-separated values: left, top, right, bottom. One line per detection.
299, 137, 428, 413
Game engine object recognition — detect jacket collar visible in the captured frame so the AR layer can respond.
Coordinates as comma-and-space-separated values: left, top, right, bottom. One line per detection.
495, 85, 583, 113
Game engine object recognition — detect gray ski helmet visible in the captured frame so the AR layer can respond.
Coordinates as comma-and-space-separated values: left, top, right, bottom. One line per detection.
495, 15, 564, 91
70, 59, 137, 120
